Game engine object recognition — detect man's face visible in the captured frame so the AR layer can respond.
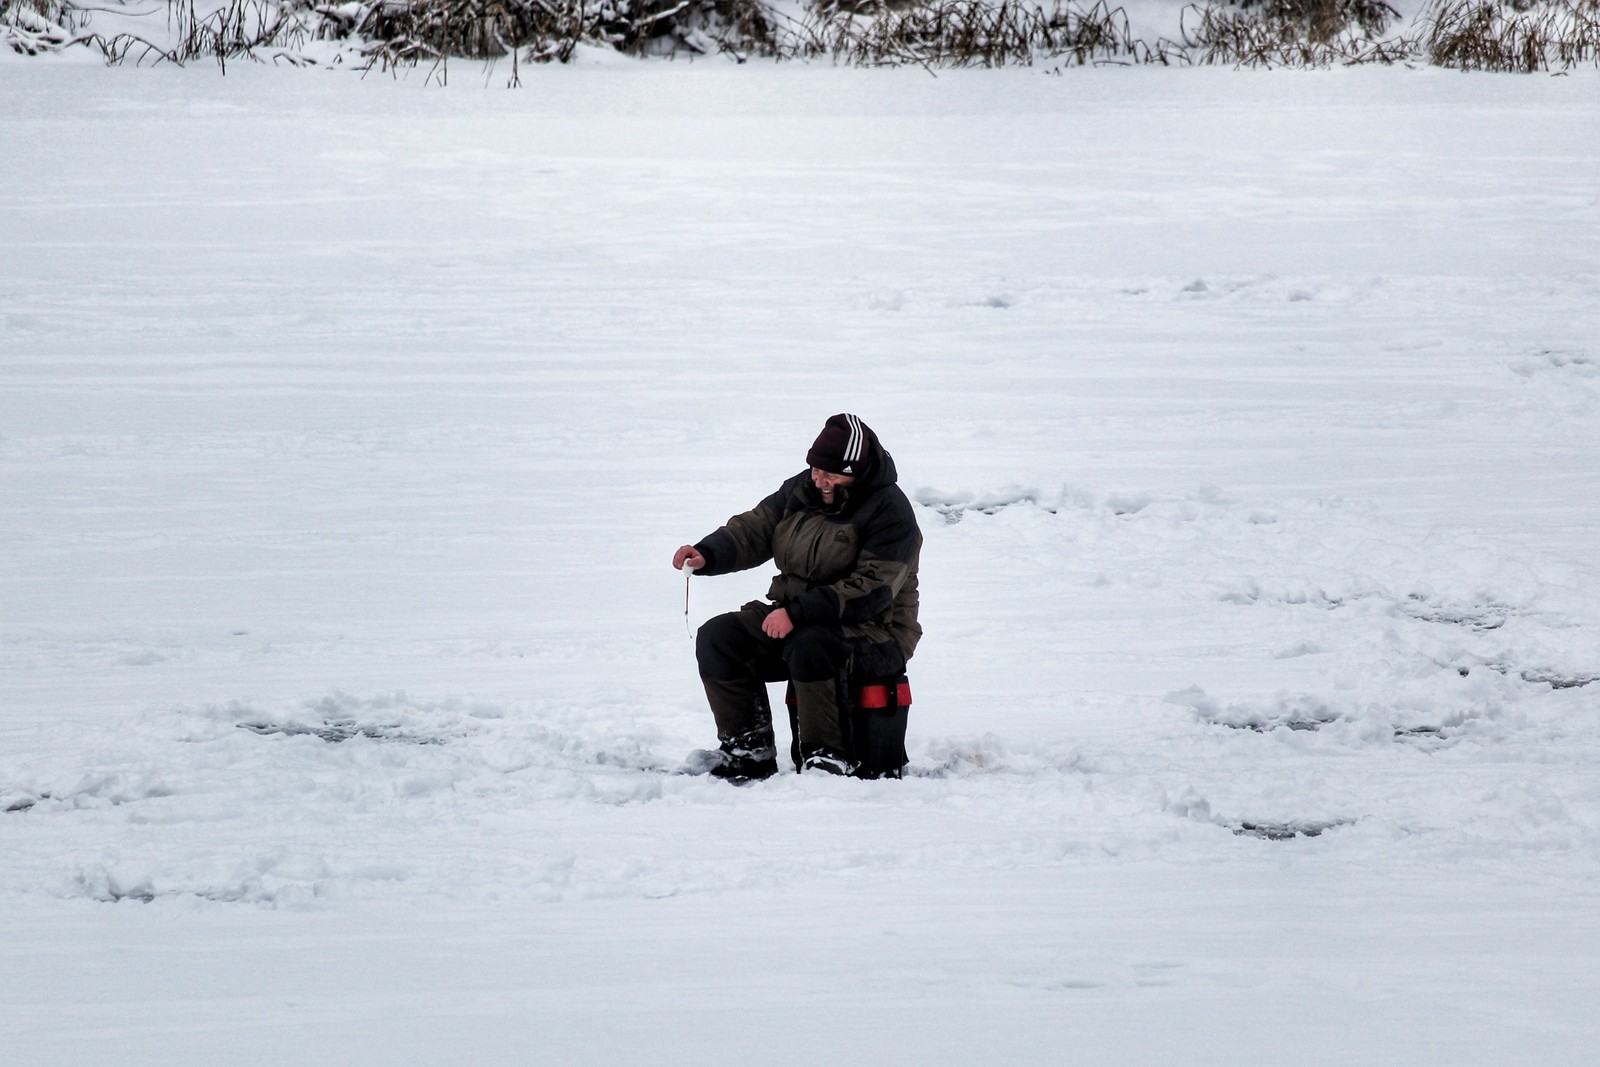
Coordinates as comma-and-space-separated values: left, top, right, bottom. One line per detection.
811, 466, 856, 502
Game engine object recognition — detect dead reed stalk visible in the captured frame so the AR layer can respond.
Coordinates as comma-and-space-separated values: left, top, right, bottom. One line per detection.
1421, 0, 1600, 70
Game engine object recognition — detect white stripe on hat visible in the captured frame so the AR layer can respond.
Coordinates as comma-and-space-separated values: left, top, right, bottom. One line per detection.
844, 414, 864, 462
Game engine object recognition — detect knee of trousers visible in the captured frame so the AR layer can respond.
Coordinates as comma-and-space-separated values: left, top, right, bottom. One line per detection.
696, 611, 757, 680
783, 624, 843, 682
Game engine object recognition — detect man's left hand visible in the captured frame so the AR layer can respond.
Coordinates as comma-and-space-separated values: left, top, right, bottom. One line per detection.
761, 608, 794, 640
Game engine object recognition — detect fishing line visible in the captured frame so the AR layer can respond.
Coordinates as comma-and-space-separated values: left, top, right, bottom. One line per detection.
682, 561, 694, 639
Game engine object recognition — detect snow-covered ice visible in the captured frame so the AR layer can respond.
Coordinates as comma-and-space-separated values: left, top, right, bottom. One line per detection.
3, 60, 1599, 1064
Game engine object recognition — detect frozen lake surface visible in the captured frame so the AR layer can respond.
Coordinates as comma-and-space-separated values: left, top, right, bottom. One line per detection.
2, 60, 1599, 1064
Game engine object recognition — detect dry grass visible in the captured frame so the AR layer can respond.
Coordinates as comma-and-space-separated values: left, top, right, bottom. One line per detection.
169, 0, 314, 67
1179, 0, 1414, 67
1421, 0, 1600, 70
800, 0, 1139, 67
5, 0, 1599, 70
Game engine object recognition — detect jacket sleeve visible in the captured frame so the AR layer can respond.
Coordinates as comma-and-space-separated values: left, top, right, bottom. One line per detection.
787, 492, 920, 628
693, 486, 786, 576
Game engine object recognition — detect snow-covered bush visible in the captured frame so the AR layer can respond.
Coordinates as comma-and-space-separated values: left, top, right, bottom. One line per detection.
355, 0, 783, 66
3, 0, 326, 64
3, 0, 80, 54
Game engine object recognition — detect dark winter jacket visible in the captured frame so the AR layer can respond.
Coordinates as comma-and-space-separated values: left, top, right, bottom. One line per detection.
694, 429, 922, 661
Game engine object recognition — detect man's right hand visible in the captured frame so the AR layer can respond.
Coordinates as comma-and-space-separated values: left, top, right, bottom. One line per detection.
673, 545, 705, 571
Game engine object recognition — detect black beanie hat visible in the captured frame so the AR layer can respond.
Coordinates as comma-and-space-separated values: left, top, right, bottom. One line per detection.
806, 413, 870, 476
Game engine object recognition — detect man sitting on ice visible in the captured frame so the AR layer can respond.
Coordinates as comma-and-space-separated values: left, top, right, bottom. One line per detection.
673, 413, 922, 781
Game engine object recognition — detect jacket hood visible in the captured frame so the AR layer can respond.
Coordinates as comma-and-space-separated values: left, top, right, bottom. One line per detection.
863, 433, 897, 489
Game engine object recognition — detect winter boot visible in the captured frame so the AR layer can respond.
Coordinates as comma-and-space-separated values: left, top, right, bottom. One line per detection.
686, 728, 778, 783
800, 749, 857, 777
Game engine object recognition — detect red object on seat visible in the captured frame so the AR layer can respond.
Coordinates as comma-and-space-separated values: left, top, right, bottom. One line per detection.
784, 679, 912, 710
854, 681, 914, 709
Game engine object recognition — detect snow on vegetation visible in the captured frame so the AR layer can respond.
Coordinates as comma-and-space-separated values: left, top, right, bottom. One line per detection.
2, 61, 1599, 1065
3, 0, 1600, 71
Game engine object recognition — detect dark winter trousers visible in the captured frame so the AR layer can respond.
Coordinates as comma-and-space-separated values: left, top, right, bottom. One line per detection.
696, 601, 906, 762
